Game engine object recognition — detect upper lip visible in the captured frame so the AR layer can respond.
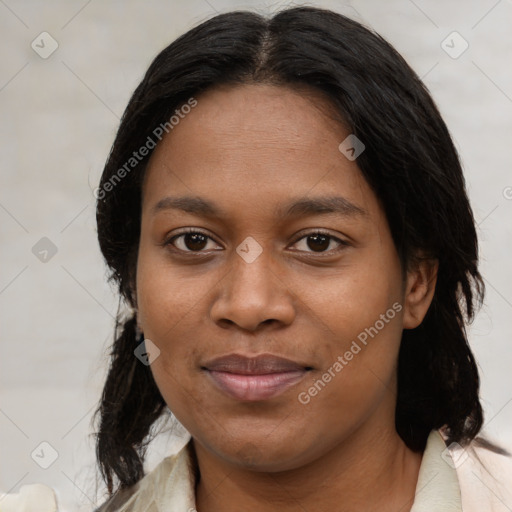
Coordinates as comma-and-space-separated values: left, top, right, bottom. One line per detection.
202, 353, 311, 375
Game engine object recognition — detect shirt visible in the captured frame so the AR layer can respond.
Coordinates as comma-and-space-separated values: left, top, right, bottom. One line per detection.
96, 429, 512, 511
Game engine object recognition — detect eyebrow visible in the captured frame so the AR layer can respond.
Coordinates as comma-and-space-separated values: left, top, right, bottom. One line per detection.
151, 195, 367, 219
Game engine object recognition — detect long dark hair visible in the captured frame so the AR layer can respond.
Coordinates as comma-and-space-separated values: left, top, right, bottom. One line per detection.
94, 5, 506, 497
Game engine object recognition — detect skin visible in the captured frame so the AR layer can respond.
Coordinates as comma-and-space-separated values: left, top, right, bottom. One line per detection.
135, 83, 438, 512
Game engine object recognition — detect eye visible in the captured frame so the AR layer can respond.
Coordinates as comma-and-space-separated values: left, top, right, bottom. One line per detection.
291, 231, 348, 254
165, 228, 221, 253
164, 229, 348, 255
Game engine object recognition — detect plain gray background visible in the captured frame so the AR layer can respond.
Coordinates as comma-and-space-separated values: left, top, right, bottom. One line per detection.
1, 0, 511, 510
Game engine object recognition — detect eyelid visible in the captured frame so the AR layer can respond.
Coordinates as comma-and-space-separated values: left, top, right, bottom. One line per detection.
291, 228, 345, 244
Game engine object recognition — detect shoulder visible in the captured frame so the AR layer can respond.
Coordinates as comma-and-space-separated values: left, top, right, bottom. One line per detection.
95, 444, 195, 512
449, 436, 512, 511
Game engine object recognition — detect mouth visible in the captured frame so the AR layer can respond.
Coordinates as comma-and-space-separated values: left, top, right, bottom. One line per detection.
201, 353, 313, 402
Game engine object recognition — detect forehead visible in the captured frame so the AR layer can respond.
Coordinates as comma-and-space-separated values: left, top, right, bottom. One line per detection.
142, 83, 378, 222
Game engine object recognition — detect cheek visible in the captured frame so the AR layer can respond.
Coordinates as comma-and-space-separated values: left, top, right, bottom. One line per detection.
135, 253, 203, 394
136, 243, 204, 337
291, 253, 403, 347
294, 282, 403, 436
289, 251, 404, 407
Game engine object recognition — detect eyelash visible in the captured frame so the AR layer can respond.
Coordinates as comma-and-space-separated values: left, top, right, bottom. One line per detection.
164, 228, 349, 256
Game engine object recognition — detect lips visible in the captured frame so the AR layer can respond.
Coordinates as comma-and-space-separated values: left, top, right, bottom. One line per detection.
202, 353, 312, 401
203, 353, 310, 374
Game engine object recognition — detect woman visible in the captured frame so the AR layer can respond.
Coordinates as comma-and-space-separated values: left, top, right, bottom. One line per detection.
93, 6, 511, 511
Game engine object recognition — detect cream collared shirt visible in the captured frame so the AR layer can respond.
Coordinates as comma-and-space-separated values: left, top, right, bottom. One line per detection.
97, 430, 512, 511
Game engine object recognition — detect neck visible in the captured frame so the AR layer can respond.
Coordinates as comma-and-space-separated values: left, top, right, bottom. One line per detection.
193, 421, 424, 512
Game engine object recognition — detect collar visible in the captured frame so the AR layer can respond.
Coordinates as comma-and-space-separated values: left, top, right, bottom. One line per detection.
101, 429, 461, 511
410, 429, 462, 511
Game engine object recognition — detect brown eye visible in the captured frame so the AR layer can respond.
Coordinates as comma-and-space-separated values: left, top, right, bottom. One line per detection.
306, 234, 330, 252
292, 231, 347, 254
181, 232, 208, 251
167, 230, 219, 252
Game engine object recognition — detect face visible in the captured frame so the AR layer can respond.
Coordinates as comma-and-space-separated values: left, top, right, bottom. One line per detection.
136, 83, 430, 472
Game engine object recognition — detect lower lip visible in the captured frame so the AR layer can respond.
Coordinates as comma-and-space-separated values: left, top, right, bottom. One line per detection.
206, 369, 308, 401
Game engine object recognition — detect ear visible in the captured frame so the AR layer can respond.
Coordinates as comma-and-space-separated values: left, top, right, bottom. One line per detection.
402, 256, 439, 329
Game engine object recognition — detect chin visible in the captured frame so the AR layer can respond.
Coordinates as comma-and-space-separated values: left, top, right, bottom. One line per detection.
198, 429, 320, 473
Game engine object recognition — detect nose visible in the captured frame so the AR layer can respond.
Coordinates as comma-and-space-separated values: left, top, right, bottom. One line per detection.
210, 246, 296, 332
